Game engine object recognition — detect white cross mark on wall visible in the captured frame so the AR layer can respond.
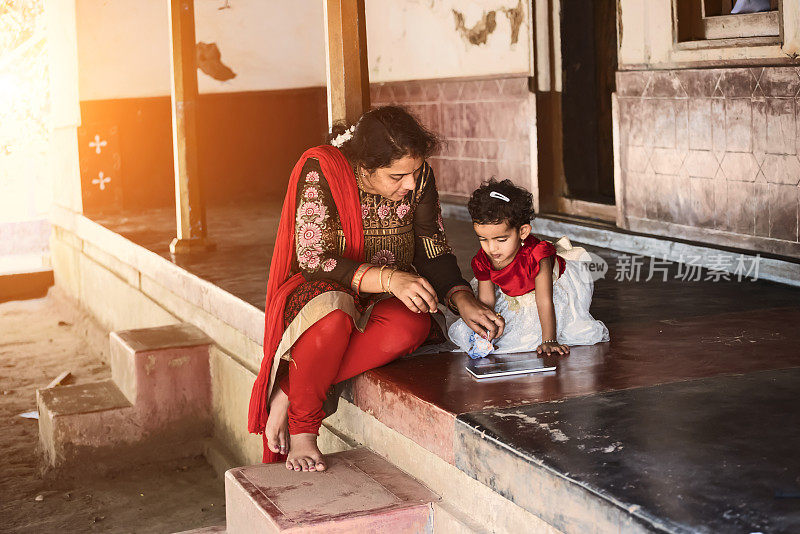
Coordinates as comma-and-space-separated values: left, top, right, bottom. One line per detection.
89, 134, 107, 154
92, 171, 111, 190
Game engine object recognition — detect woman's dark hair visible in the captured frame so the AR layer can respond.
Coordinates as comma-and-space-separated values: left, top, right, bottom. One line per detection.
467, 178, 535, 229
328, 105, 439, 170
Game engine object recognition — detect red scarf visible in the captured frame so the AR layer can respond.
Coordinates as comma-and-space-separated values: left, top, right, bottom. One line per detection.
247, 145, 364, 462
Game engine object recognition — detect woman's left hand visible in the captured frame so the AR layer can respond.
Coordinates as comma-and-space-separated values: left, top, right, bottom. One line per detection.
536, 341, 570, 355
451, 290, 505, 341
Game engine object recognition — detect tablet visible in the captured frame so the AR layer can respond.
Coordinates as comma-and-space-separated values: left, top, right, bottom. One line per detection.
465, 352, 556, 379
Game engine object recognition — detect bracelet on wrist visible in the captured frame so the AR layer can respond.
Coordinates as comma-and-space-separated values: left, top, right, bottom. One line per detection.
352, 264, 373, 293
386, 268, 398, 295
378, 265, 388, 292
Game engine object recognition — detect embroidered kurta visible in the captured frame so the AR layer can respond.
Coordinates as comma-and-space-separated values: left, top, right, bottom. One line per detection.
282, 157, 468, 345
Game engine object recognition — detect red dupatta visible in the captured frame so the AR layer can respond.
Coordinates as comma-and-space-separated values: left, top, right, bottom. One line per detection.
247, 145, 363, 462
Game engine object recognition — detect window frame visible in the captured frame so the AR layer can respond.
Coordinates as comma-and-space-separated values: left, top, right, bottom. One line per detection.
672, 0, 783, 50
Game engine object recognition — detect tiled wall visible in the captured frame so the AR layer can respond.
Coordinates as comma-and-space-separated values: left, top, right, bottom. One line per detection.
370, 76, 534, 202
616, 67, 800, 259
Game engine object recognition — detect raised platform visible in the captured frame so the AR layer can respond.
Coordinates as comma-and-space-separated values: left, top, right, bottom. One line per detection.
50, 202, 800, 533
458, 368, 800, 533
226, 448, 438, 533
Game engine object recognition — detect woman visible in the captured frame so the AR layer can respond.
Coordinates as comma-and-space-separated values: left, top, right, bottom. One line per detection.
248, 106, 505, 472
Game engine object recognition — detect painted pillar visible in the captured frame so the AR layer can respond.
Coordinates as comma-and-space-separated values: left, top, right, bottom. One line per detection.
168, 0, 214, 254
324, 0, 370, 127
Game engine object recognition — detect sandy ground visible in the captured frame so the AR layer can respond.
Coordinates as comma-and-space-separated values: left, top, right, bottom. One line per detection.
0, 296, 226, 533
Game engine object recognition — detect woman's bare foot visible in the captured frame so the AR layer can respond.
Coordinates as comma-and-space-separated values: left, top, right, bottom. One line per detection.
264, 386, 289, 455
286, 433, 326, 472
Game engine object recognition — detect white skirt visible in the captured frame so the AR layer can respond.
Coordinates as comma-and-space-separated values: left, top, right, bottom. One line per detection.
448, 258, 610, 354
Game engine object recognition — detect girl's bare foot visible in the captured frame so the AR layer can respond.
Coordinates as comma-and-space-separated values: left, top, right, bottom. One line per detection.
286, 433, 326, 472
264, 386, 289, 455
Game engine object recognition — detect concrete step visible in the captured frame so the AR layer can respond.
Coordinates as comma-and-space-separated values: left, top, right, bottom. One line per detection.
224, 448, 439, 533
37, 380, 136, 467
0, 268, 53, 303
110, 323, 213, 413
38, 323, 214, 469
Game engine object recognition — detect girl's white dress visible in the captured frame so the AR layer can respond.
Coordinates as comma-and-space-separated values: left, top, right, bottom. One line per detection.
448, 236, 610, 354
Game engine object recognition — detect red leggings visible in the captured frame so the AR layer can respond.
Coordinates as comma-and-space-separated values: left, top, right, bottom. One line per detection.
280, 298, 430, 435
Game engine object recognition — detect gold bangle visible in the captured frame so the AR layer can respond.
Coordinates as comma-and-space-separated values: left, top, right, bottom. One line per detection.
386, 268, 398, 295
378, 265, 388, 292
352, 264, 372, 293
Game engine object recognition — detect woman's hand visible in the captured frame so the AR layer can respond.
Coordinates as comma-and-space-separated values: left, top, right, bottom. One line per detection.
536, 341, 570, 355
451, 290, 505, 341
388, 270, 439, 314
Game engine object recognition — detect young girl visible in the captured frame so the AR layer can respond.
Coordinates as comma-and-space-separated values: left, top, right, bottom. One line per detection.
448, 179, 609, 356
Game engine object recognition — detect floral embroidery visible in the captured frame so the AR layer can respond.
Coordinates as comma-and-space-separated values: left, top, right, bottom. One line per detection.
306, 254, 321, 270
371, 249, 396, 266
299, 249, 315, 264
298, 222, 322, 248
362, 205, 370, 219
322, 258, 337, 272
299, 201, 326, 223
396, 203, 410, 219
296, 176, 330, 272
377, 205, 391, 219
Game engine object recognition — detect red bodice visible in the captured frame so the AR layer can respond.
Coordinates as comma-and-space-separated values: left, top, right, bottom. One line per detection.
471, 235, 565, 297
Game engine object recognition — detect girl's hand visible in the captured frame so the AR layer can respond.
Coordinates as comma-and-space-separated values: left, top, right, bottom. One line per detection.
451, 290, 505, 341
536, 341, 570, 355
388, 270, 439, 313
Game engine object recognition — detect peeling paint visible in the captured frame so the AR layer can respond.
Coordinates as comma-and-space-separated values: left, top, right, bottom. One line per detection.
452, 8, 497, 46
196, 42, 236, 81
501, 0, 524, 45
493, 411, 569, 442
168, 355, 191, 368
145, 355, 156, 375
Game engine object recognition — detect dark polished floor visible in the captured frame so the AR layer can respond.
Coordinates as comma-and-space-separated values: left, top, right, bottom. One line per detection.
92, 202, 800, 533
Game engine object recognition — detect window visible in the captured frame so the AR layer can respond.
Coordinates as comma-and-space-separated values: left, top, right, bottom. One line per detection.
674, 0, 781, 48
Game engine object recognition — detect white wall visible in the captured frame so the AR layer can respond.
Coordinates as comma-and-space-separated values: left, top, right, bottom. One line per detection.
76, 0, 532, 101
366, 0, 531, 82
76, 0, 327, 100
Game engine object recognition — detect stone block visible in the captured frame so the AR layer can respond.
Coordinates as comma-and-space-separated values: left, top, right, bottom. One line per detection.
109, 324, 212, 433
224, 448, 437, 533
37, 380, 136, 467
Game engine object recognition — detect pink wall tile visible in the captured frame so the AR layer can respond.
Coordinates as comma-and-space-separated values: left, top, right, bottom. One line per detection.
617, 66, 800, 257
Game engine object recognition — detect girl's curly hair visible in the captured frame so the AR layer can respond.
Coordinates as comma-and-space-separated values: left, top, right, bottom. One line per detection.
467, 178, 535, 229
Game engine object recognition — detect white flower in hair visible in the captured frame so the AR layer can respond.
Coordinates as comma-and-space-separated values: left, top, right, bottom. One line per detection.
330, 125, 355, 148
